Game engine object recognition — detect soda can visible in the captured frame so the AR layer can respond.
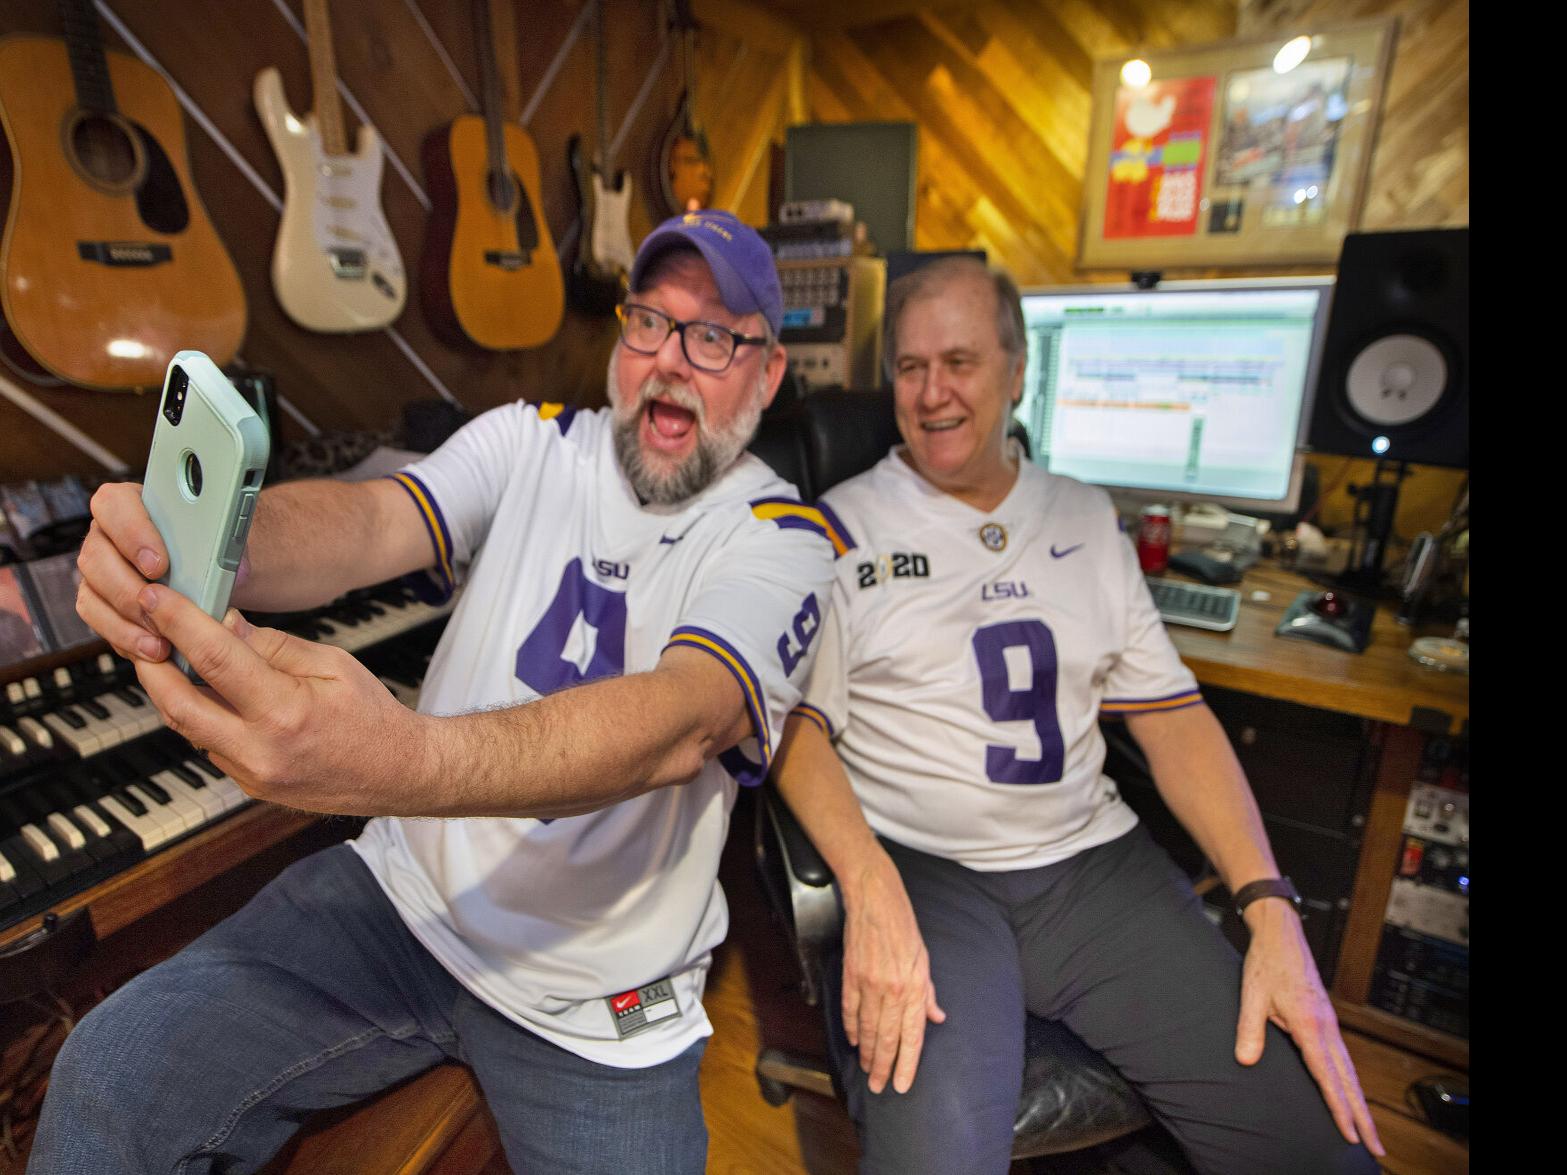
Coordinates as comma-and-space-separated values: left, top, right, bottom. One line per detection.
1137, 504, 1171, 573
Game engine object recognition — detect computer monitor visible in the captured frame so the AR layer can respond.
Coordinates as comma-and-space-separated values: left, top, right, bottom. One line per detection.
1015, 277, 1334, 517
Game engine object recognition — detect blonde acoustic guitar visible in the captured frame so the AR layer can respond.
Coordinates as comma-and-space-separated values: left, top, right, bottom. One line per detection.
0, 0, 245, 391
420, 0, 563, 351
253, 0, 405, 333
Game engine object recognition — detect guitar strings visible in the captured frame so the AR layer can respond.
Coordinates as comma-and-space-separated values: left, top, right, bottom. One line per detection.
268, 0, 430, 212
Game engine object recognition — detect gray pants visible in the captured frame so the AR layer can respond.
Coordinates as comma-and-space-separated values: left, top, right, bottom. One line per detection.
827, 826, 1378, 1175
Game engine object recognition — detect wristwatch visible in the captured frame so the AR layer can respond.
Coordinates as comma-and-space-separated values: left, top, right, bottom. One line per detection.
1232, 876, 1302, 918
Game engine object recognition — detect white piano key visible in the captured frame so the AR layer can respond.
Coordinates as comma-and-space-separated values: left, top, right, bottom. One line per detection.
20, 823, 60, 863
151, 769, 224, 825
47, 812, 88, 851
117, 686, 165, 736
94, 692, 151, 747
130, 780, 200, 835
97, 653, 116, 675
0, 725, 25, 756
41, 711, 101, 758
121, 792, 185, 846
52, 667, 72, 690
73, 804, 112, 839
99, 793, 170, 851
0, 848, 15, 883
5, 681, 23, 705
22, 677, 41, 699
196, 766, 249, 812
17, 717, 52, 751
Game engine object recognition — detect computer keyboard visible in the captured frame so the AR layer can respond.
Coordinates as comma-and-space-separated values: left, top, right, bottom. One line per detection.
1145, 576, 1241, 632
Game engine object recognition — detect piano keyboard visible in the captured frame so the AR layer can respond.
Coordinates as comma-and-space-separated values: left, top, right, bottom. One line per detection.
1, 579, 454, 931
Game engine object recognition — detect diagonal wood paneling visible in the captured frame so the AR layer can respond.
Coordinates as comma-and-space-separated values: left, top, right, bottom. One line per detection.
791, 0, 1466, 288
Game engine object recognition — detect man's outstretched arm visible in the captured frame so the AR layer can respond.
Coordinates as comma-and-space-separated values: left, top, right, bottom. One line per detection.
127, 586, 753, 819
1126, 702, 1384, 1157
771, 714, 945, 1095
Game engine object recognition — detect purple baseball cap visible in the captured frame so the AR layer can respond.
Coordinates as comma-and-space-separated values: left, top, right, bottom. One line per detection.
629, 210, 782, 336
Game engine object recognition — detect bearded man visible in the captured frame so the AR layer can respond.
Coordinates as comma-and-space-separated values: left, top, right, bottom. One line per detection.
38, 211, 839, 1175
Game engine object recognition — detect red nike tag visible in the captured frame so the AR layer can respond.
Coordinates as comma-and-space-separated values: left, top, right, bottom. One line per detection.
611, 991, 640, 1012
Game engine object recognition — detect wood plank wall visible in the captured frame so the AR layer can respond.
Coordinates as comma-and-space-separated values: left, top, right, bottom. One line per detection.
1, 0, 1467, 539
780, 0, 1470, 536
0, 0, 802, 482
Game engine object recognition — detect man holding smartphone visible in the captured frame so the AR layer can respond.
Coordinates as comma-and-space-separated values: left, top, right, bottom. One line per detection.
40, 211, 838, 1174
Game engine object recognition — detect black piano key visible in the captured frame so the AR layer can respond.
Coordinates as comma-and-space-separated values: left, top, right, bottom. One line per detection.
188, 757, 224, 782
57, 707, 88, 731
166, 762, 206, 790
79, 697, 112, 721
112, 787, 148, 818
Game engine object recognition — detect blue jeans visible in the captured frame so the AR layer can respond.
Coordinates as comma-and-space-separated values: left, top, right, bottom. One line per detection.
29, 845, 708, 1174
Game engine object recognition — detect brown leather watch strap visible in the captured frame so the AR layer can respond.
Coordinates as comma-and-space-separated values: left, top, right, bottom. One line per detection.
1232, 876, 1302, 918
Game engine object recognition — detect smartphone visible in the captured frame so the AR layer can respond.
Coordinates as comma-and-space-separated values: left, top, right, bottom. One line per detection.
141, 350, 271, 678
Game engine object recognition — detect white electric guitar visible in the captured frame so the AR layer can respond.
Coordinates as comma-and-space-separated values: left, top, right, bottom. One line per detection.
253, 0, 405, 333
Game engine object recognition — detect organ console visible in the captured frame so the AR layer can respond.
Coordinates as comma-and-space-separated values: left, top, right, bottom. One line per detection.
0, 577, 455, 940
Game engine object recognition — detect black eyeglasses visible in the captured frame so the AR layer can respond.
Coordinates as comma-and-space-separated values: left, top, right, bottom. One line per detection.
616, 303, 768, 373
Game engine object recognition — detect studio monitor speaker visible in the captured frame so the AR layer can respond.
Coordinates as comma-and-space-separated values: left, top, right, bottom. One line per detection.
1308, 228, 1468, 468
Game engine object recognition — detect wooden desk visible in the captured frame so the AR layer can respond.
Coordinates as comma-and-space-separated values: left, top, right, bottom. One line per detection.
1157, 561, 1469, 1069
1162, 562, 1468, 733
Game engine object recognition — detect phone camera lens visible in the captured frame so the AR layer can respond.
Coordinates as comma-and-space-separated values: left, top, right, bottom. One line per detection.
164, 366, 189, 426
184, 452, 203, 497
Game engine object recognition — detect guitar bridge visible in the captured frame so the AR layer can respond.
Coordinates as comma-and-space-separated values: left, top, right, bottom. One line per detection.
328, 248, 367, 279
77, 241, 172, 267
484, 249, 533, 271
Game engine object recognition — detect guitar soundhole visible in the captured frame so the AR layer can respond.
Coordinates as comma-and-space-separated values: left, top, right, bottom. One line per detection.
64, 110, 143, 192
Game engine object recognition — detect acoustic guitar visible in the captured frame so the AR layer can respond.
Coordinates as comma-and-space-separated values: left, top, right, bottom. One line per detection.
566, 0, 633, 315
254, 0, 406, 333
421, 0, 563, 351
0, 0, 246, 391
651, 0, 713, 219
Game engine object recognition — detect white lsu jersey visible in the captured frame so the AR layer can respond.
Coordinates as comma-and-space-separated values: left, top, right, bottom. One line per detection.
351, 400, 840, 1068
798, 443, 1201, 872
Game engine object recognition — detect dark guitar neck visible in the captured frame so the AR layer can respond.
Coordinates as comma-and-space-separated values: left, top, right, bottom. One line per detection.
57, 0, 116, 113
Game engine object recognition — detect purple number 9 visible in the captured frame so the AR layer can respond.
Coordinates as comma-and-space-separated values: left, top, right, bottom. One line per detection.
971, 620, 1065, 785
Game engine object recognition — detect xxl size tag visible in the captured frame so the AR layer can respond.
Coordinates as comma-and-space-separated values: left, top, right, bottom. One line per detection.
606, 978, 681, 1039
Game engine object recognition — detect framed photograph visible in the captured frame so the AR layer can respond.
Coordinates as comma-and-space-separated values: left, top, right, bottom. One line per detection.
1077, 18, 1396, 270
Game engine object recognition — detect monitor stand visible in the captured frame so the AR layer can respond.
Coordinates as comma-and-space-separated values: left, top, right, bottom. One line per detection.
1336, 459, 1411, 597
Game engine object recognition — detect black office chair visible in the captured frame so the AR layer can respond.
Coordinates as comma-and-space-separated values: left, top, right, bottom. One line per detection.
744, 389, 1153, 1159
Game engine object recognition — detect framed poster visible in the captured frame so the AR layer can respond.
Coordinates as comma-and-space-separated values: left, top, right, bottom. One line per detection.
1077, 19, 1396, 270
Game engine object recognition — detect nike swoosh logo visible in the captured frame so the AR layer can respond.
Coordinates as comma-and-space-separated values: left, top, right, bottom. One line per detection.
659, 535, 683, 545
1050, 543, 1084, 558
612, 993, 638, 1011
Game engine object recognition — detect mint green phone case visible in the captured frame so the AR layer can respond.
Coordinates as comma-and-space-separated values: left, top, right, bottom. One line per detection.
141, 350, 270, 677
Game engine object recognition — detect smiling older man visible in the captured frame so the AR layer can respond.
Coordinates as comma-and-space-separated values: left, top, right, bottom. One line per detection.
36, 211, 839, 1175
771, 256, 1383, 1175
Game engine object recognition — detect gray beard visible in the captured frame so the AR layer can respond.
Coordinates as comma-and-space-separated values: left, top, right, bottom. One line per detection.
609, 361, 767, 506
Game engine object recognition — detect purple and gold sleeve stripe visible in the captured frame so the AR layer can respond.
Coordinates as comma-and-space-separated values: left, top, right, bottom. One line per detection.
1100, 689, 1205, 714
749, 497, 855, 557
537, 402, 578, 433
665, 626, 772, 783
387, 471, 455, 595
790, 702, 835, 739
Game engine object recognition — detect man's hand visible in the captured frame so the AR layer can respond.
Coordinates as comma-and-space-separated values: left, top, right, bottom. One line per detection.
840, 853, 945, 1095
132, 583, 423, 815
75, 482, 174, 663
1236, 899, 1384, 1157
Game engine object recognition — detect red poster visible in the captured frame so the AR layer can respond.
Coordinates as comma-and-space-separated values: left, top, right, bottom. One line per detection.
1103, 76, 1217, 239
